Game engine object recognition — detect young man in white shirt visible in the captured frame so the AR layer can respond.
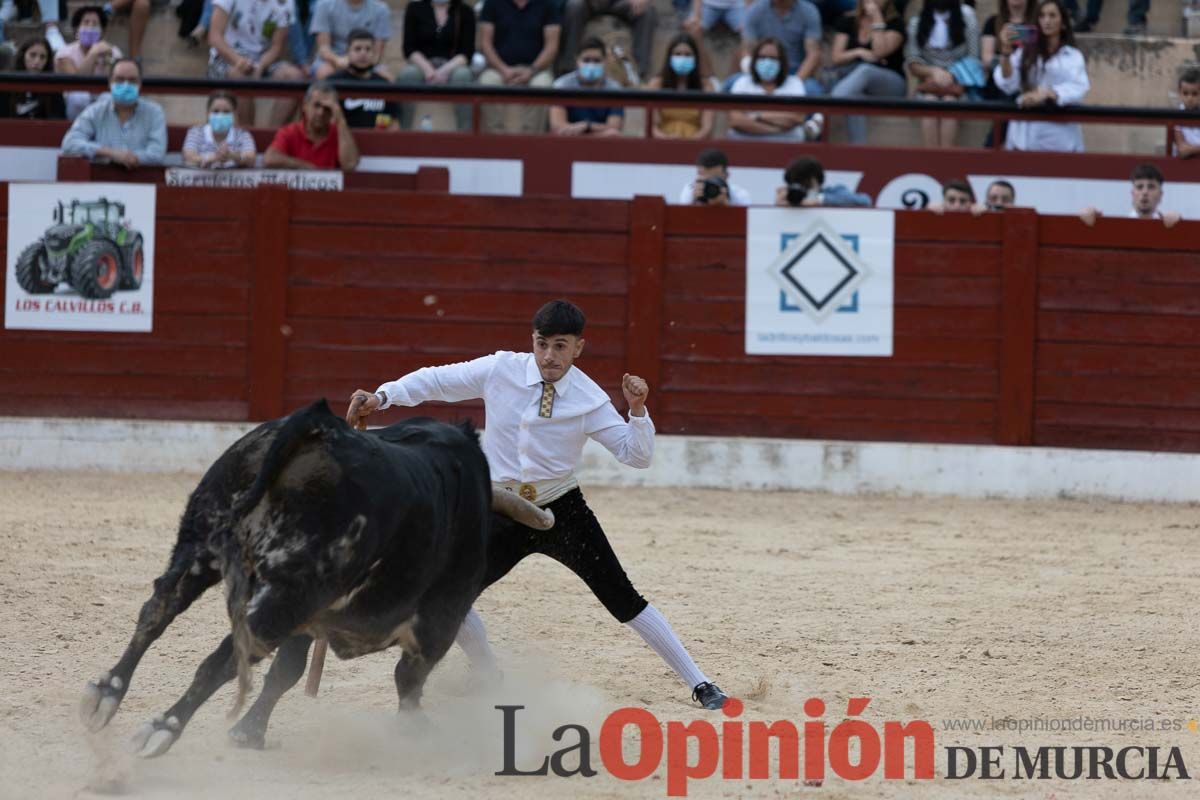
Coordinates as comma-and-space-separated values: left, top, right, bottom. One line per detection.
1079, 163, 1182, 228
347, 299, 728, 709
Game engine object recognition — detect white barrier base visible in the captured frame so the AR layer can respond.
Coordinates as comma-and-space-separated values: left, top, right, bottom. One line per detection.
0, 416, 1195, 503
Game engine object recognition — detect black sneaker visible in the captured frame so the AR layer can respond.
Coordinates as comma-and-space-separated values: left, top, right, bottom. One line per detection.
692, 682, 728, 710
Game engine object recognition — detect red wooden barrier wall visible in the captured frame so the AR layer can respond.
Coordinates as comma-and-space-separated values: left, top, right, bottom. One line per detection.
1, 185, 1197, 453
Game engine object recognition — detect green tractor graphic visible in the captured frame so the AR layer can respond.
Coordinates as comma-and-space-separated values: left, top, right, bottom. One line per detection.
15, 197, 145, 300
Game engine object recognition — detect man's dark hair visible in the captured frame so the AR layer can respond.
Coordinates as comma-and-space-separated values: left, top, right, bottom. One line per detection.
71, 5, 108, 31
988, 179, 1015, 200
783, 156, 824, 189
943, 178, 975, 201
1181, 67, 1200, 86
1131, 163, 1163, 185
533, 300, 586, 337
579, 36, 607, 57
696, 148, 728, 169
109, 57, 141, 79
347, 27, 375, 46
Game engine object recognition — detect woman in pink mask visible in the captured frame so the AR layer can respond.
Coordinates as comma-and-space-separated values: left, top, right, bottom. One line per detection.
54, 5, 124, 121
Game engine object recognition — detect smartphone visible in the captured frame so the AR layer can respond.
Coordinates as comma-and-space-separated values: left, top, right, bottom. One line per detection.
1010, 24, 1038, 48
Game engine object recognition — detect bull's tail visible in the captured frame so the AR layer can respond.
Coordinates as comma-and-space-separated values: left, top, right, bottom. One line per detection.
225, 563, 258, 720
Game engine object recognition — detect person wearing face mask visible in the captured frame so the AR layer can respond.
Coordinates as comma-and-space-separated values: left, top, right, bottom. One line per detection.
548, 37, 624, 136
182, 91, 257, 169
2, 37, 65, 120
54, 7, 123, 121
264, 81, 361, 170
396, 0, 476, 131
728, 37, 821, 141
646, 33, 713, 139
60, 58, 165, 169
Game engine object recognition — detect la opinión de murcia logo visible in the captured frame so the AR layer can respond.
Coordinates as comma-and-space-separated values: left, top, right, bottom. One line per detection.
496, 698, 1190, 796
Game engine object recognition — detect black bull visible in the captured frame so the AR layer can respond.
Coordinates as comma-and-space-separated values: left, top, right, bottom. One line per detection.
78, 399, 552, 758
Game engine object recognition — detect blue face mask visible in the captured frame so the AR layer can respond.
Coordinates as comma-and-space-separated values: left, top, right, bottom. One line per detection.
670, 54, 696, 76
110, 81, 138, 104
578, 61, 605, 83
754, 57, 781, 82
209, 111, 234, 134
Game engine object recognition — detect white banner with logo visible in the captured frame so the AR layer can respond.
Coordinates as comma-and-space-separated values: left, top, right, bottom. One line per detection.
745, 208, 894, 357
164, 168, 344, 191
5, 183, 156, 332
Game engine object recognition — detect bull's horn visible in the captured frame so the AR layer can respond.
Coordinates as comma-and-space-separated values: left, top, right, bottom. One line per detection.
492, 488, 555, 530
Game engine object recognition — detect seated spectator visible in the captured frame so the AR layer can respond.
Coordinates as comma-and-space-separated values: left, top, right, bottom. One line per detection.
1173, 68, 1199, 159
113, 0, 152, 62
549, 37, 623, 136
774, 156, 871, 206
397, 0, 475, 131
979, 0, 1030, 145
830, 0, 907, 144
2, 37, 65, 119
905, 0, 980, 148
728, 38, 821, 141
1080, 164, 1182, 228
60, 58, 165, 168
55, 6, 122, 121
208, 0, 306, 127
333, 30, 401, 129
684, 0, 745, 36
984, 179, 1016, 209
994, 0, 1088, 152
0, 0, 66, 53
559, 0, 655, 80
679, 148, 751, 205
264, 81, 360, 171
646, 33, 713, 139
478, 0, 559, 134
740, 0, 824, 95
182, 91, 257, 168
310, 0, 392, 80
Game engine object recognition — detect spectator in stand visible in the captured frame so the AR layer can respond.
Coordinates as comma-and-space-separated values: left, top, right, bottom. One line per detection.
55, 6, 121, 121
728, 38, 822, 141
310, 0, 392, 80
549, 36, 624, 136
984, 178, 1016, 208
0, 0, 66, 55
2, 37, 65, 119
905, 0, 980, 148
182, 90, 257, 168
1080, 163, 1181, 227
941, 178, 975, 210
829, 0, 907, 144
478, 0, 560, 133
979, 0, 1030, 144
774, 156, 872, 206
684, 0, 745, 36
679, 148, 751, 205
397, 0, 475, 131
60, 58, 165, 168
741, 0, 824, 95
208, 0, 306, 127
559, 0, 655, 80
1173, 68, 1200, 159
333, 29, 401, 129
112, 0, 153, 62
646, 33, 714, 139
929, 178, 1015, 213
994, 0, 1088, 152
264, 81, 360, 170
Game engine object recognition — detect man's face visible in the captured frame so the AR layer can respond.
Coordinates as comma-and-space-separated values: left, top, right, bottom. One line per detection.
943, 188, 974, 211
1131, 178, 1162, 216
697, 164, 728, 181
531, 332, 584, 382
985, 183, 1015, 209
110, 61, 140, 93
1180, 81, 1200, 112
305, 91, 337, 131
347, 39, 375, 71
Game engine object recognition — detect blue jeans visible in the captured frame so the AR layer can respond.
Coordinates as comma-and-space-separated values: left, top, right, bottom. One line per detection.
700, 2, 744, 31
830, 63, 906, 143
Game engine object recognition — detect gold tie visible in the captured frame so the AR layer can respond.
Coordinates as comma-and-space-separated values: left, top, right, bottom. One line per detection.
538, 381, 556, 418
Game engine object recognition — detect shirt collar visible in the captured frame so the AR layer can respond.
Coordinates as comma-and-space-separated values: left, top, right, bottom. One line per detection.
524, 355, 572, 396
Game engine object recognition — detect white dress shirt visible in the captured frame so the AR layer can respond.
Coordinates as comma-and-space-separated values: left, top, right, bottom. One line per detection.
993, 45, 1089, 152
375, 351, 654, 482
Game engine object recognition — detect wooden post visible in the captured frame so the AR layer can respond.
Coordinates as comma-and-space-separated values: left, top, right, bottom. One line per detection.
995, 208, 1038, 446
626, 195, 666, 399
247, 185, 290, 421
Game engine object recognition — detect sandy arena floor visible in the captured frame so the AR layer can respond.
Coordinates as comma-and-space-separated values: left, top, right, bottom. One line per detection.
1, 470, 1198, 799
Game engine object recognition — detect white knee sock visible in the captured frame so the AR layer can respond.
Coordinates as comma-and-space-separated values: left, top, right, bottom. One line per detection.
625, 603, 709, 689
455, 608, 499, 674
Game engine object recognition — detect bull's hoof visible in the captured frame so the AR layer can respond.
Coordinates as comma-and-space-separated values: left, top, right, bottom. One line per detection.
129, 714, 181, 758
79, 672, 125, 732
227, 723, 266, 750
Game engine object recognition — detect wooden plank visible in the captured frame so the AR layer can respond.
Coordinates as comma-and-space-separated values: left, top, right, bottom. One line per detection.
1037, 401, 1200, 432
896, 209, 1004, 242
247, 186, 290, 420
1038, 342, 1200, 378
1038, 215, 1200, 250
1038, 247, 1200, 285
0, 314, 248, 346
660, 391, 995, 422
664, 205, 746, 237
289, 254, 627, 293
1039, 277, 1200, 316
0, 396, 248, 421
1034, 424, 1200, 453
155, 284, 251, 316
154, 252, 252, 287
996, 208, 1038, 445
661, 362, 997, 400
1038, 311, 1200, 347
285, 318, 626, 356
659, 335, 996, 368
0, 342, 245, 377
1037, 374, 1200, 408
654, 413, 995, 444
0, 373, 246, 399
159, 187, 256, 220
286, 348, 627, 382
628, 195, 665, 392
159, 219, 250, 253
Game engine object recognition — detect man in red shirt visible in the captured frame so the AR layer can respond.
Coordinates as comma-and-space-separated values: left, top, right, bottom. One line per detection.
264, 81, 360, 171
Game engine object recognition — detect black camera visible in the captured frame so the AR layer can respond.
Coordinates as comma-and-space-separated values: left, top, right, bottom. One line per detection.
697, 176, 729, 204
785, 183, 808, 207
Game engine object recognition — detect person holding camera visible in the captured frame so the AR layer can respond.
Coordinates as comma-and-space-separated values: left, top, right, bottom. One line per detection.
678, 148, 752, 205
773, 156, 871, 207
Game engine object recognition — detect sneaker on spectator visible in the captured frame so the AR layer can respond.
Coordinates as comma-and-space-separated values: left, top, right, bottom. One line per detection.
803, 112, 824, 141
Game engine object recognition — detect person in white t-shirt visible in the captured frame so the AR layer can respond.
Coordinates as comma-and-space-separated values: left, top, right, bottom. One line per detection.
1079, 163, 1182, 228
678, 148, 752, 205
208, 0, 306, 126
1173, 68, 1200, 159
727, 37, 823, 141
347, 300, 729, 711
